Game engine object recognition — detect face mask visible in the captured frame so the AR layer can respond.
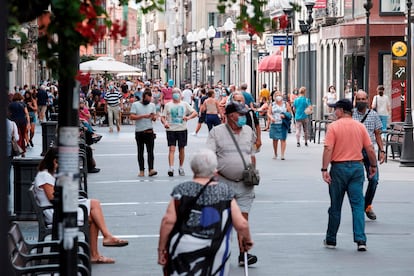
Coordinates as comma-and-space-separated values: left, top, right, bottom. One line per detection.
275, 96, 283, 102
356, 101, 368, 111
142, 100, 150, 105
109, 85, 114, 90
222, 93, 227, 97
172, 93, 180, 100
236, 115, 247, 127
379, 91, 384, 96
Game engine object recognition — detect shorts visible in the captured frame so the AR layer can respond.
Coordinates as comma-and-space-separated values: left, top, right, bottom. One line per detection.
218, 175, 255, 213
166, 130, 188, 148
29, 111, 37, 124
198, 112, 206, 123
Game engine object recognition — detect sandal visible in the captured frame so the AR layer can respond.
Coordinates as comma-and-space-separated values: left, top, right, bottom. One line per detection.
91, 256, 115, 264
103, 238, 129, 247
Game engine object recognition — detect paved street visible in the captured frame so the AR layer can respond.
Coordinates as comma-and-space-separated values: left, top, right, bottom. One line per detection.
19, 118, 414, 275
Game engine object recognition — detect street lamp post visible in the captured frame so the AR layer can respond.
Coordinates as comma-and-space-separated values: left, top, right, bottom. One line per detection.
186, 31, 197, 86
223, 18, 234, 86
165, 40, 171, 82
207, 26, 216, 87
364, 0, 373, 95
173, 36, 182, 86
198, 28, 207, 85
148, 44, 156, 80
249, 32, 254, 101
283, 8, 293, 97
305, 1, 315, 104
400, 0, 414, 166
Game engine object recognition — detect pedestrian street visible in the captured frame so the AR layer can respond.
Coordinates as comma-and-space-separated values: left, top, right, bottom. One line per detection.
22, 118, 414, 275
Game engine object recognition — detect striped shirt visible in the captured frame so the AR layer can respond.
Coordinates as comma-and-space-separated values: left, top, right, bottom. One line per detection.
104, 90, 122, 106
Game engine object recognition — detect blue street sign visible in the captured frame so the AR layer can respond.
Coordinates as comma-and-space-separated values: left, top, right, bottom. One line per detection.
267, 35, 293, 46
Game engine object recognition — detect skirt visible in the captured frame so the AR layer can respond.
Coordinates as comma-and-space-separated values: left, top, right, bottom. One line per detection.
269, 123, 287, 140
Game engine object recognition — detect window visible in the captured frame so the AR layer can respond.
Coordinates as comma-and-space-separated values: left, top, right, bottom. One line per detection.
94, 40, 107, 55
380, 0, 406, 14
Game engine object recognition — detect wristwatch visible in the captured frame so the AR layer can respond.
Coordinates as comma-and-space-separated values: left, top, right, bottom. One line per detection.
321, 168, 328, 172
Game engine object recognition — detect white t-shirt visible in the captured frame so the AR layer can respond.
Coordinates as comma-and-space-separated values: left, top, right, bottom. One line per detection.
182, 89, 193, 105
373, 95, 390, 116
34, 170, 90, 225
162, 101, 195, 131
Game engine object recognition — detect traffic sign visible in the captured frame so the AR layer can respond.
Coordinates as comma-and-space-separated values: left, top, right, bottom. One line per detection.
266, 35, 293, 46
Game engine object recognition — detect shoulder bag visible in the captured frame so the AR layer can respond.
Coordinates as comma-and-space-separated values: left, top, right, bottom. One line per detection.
11, 128, 23, 157
304, 98, 313, 115
225, 124, 260, 186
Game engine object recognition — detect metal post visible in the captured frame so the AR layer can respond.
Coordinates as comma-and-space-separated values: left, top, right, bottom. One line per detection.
306, 1, 315, 104
53, 2, 81, 273
174, 48, 178, 85
1, 0, 9, 272
227, 32, 232, 85
400, 0, 414, 166
249, 33, 254, 101
283, 8, 292, 97
194, 43, 198, 86
166, 48, 169, 81
209, 38, 214, 87
364, 0, 373, 95
150, 51, 153, 80
200, 39, 206, 84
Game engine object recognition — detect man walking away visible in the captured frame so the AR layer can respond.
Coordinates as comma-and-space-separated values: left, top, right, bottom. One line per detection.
321, 99, 377, 252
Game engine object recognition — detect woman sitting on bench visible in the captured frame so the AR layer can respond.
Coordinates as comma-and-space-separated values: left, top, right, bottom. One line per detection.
33, 147, 128, 264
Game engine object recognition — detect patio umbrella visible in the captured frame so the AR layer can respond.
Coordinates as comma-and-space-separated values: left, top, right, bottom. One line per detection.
79, 56, 141, 74
258, 53, 282, 73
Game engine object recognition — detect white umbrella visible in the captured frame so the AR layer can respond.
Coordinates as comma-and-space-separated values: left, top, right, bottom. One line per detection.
79, 56, 141, 74
116, 72, 142, 77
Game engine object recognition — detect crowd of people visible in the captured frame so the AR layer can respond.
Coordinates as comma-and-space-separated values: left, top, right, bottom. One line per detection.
7, 77, 391, 273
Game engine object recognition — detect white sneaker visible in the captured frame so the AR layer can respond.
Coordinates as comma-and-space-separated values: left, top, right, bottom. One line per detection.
178, 168, 185, 176
191, 132, 197, 136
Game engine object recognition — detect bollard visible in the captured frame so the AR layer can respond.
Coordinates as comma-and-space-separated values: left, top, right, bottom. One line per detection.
41, 121, 58, 156
11, 157, 43, 220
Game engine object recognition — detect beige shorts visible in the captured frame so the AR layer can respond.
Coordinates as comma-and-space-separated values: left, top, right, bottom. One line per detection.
218, 175, 255, 213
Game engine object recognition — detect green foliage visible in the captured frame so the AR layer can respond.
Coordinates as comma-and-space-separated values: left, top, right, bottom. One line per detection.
80, 55, 97, 63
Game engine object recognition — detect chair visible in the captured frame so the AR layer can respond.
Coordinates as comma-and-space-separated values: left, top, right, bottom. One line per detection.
79, 141, 88, 193
8, 222, 90, 271
28, 185, 90, 246
8, 236, 90, 276
385, 124, 404, 162
121, 102, 132, 125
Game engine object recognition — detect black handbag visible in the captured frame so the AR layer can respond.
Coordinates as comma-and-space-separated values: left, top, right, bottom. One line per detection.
225, 125, 260, 186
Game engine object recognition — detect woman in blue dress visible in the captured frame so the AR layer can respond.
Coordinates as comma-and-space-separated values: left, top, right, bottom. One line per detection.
267, 91, 292, 160
158, 149, 253, 276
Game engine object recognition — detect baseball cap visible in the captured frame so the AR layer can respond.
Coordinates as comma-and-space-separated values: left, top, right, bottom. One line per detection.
144, 81, 151, 86
328, 99, 353, 113
225, 101, 248, 115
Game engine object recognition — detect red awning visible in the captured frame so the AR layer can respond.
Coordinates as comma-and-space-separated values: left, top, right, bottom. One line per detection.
258, 53, 282, 73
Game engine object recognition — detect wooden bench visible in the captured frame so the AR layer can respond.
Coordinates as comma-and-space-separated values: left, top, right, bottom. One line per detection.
385, 124, 404, 162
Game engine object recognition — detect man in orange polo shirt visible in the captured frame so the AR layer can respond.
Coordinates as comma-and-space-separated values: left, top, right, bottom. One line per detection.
321, 99, 377, 252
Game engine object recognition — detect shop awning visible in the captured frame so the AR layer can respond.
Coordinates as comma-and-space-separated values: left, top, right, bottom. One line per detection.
258, 53, 282, 73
